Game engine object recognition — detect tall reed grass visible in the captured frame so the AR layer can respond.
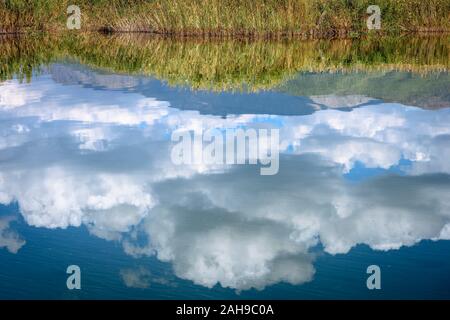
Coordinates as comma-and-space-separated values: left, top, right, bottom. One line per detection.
1, 0, 449, 35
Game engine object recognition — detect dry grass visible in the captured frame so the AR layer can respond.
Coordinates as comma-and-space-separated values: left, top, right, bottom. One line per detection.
1, 0, 449, 36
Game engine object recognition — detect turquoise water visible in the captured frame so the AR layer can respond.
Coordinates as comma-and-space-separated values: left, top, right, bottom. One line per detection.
0, 63, 449, 299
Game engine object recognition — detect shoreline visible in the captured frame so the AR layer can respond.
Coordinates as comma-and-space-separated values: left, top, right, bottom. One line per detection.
1, 29, 450, 39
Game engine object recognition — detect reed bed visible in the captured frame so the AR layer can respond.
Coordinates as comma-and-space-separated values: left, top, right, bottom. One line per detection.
1, 0, 449, 36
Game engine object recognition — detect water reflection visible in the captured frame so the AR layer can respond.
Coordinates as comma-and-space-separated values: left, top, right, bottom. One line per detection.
46, 62, 450, 115
1, 34, 449, 91
0, 216, 25, 254
1, 64, 450, 292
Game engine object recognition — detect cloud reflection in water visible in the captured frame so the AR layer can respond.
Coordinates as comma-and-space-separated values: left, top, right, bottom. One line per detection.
0, 74, 450, 290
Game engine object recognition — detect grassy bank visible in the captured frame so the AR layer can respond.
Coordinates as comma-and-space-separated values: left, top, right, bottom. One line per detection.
1, 33, 448, 90
1, 0, 449, 36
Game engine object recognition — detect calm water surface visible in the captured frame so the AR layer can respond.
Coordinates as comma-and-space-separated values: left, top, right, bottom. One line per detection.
0, 36, 449, 299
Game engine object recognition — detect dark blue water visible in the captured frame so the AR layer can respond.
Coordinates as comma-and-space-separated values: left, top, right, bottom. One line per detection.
0, 63, 449, 299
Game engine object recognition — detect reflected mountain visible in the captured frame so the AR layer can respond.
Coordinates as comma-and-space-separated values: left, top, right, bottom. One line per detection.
280, 71, 450, 109
45, 62, 449, 115
48, 63, 378, 116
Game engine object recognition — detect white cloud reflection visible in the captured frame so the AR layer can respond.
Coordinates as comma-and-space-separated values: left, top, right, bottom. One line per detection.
0, 77, 450, 290
120, 266, 177, 289
0, 216, 26, 254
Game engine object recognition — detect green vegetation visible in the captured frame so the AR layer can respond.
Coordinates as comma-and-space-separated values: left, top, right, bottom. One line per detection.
0, 35, 57, 82
1, 0, 449, 35
1, 34, 448, 91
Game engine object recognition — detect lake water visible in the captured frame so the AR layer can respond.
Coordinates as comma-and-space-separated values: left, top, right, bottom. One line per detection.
0, 35, 449, 299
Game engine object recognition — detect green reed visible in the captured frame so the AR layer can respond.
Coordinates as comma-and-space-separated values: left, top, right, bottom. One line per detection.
1, 0, 449, 35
